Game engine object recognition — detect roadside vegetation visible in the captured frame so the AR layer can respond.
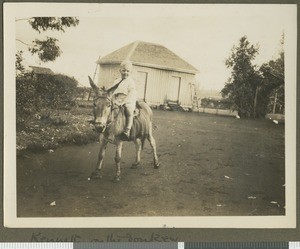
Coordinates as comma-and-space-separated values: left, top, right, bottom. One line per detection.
16, 72, 98, 154
15, 17, 99, 155
16, 105, 98, 155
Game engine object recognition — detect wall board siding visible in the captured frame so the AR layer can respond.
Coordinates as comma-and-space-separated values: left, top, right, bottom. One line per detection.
98, 64, 196, 107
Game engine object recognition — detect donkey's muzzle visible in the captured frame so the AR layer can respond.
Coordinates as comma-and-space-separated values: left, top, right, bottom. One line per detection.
94, 123, 106, 133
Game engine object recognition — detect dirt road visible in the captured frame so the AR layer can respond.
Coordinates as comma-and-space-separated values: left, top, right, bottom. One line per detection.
17, 110, 285, 217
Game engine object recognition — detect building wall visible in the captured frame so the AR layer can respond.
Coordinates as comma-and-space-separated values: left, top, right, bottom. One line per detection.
98, 64, 196, 107
98, 64, 120, 88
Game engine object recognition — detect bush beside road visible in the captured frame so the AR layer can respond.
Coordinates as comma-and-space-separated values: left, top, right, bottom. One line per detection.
16, 107, 98, 155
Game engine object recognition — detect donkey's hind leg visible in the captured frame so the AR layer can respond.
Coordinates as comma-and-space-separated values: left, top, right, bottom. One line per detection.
131, 138, 142, 169
147, 133, 160, 169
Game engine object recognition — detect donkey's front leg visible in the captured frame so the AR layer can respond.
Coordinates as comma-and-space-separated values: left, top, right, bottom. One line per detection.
114, 140, 123, 182
90, 135, 108, 179
131, 138, 142, 169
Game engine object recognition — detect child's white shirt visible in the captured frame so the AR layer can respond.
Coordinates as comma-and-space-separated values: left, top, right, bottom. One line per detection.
112, 77, 137, 106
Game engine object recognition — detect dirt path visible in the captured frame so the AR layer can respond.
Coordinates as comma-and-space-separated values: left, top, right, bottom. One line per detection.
17, 110, 285, 217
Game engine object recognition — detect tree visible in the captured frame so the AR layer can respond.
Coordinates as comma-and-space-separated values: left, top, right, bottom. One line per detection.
29, 37, 61, 62
16, 17, 79, 63
259, 44, 284, 115
16, 51, 25, 76
221, 36, 262, 118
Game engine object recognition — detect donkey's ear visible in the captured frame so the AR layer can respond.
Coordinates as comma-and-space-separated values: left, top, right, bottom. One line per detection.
88, 76, 99, 92
107, 84, 118, 98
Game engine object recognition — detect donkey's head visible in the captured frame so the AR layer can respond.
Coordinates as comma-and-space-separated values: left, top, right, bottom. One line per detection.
89, 76, 116, 133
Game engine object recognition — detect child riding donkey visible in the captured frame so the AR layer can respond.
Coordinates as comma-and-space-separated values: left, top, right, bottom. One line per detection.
109, 60, 136, 140
89, 60, 159, 181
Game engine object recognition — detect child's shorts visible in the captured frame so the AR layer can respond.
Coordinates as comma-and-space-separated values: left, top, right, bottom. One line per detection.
124, 103, 135, 114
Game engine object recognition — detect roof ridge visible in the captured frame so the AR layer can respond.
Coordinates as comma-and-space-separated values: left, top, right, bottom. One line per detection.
29, 65, 50, 69
98, 41, 199, 73
125, 41, 139, 61
135, 40, 165, 48
29, 65, 54, 74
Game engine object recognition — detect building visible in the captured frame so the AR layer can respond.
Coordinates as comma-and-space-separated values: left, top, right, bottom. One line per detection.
97, 41, 199, 107
29, 66, 54, 75
28, 66, 55, 81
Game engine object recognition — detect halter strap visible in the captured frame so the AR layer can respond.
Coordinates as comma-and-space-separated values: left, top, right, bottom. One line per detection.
92, 79, 124, 129
93, 95, 112, 102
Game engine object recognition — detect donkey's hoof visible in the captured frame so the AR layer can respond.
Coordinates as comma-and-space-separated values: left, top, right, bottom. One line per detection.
113, 176, 121, 183
154, 162, 160, 169
90, 170, 102, 179
131, 162, 140, 169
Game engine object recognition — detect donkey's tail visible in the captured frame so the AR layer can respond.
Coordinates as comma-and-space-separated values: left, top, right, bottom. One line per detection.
135, 101, 153, 150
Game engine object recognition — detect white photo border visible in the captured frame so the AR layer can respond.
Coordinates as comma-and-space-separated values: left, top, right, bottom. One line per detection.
3, 3, 297, 228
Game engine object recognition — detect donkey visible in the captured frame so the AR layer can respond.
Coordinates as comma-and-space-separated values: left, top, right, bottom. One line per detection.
88, 76, 159, 182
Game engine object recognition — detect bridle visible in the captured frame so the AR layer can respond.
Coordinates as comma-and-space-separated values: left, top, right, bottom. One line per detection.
92, 95, 122, 132
91, 78, 124, 132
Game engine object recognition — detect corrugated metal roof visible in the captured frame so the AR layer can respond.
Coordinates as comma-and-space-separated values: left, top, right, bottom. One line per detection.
99, 41, 199, 74
29, 66, 54, 75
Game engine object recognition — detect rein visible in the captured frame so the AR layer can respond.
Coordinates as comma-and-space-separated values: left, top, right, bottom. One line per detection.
107, 103, 123, 126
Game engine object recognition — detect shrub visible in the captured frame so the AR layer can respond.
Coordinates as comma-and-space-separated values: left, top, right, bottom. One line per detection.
34, 74, 78, 114
16, 73, 39, 126
16, 73, 78, 127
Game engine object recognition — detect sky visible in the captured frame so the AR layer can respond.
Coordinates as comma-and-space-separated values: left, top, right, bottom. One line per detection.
14, 4, 294, 91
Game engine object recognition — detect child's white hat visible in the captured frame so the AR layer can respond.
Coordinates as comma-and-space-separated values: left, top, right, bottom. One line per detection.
120, 60, 133, 70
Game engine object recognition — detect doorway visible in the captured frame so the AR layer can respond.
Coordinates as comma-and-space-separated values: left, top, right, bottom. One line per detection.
136, 71, 148, 101
167, 76, 181, 102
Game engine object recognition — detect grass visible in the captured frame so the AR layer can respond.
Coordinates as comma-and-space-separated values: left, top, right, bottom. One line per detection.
16, 106, 98, 155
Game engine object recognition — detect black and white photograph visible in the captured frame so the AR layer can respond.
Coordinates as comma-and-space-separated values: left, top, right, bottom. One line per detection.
4, 3, 297, 228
